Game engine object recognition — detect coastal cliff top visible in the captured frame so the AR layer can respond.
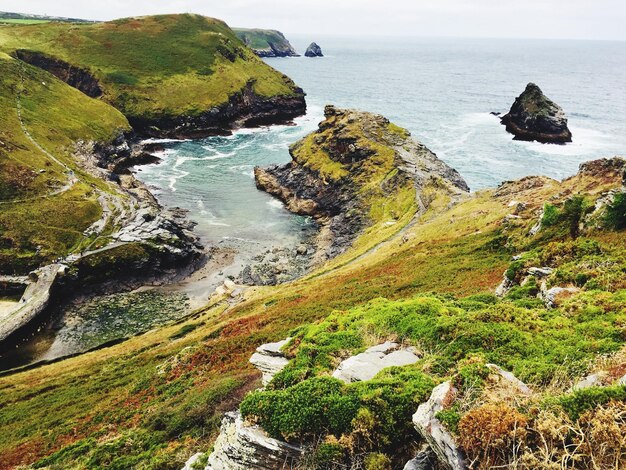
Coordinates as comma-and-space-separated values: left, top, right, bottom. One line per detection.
233, 28, 299, 57
0, 14, 302, 121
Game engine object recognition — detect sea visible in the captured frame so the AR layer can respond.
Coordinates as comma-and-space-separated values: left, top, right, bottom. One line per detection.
3, 36, 625, 370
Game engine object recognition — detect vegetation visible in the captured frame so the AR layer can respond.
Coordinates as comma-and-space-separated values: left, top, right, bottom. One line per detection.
0, 15, 302, 122
0, 155, 623, 468
233, 28, 295, 54
0, 53, 129, 273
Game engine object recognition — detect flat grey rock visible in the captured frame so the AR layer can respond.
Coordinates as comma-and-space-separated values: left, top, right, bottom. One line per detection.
332, 341, 420, 383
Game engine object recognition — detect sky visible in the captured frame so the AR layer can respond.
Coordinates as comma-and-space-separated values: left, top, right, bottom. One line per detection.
1, 0, 625, 41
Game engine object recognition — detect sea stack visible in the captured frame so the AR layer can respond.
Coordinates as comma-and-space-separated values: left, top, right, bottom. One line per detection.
500, 83, 572, 144
304, 42, 323, 57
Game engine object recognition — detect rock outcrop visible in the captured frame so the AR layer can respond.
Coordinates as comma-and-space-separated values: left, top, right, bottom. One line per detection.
234, 28, 299, 57
304, 42, 323, 57
500, 83, 572, 144
255, 105, 468, 260
249, 338, 290, 386
332, 341, 420, 383
130, 81, 306, 139
205, 338, 303, 469
205, 411, 304, 470
413, 382, 466, 470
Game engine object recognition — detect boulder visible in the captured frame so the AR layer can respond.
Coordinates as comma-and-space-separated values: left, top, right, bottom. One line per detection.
249, 338, 290, 386
304, 42, 323, 57
332, 341, 420, 383
413, 382, 466, 470
500, 83, 572, 144
205, 411, 304, 470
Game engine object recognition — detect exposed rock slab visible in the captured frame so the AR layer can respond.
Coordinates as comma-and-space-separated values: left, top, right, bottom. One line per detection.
205, 411, 304, 470
500, 83, 572, 144
249, 338, 291, 386
332, 341, 420, 383
413, 382, 466, 470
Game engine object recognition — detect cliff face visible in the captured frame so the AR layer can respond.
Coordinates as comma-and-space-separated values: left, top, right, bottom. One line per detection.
500, 83, 572, 144
255, 105, 468, 260
233, 28, 299, 57
130, 81, 306, 139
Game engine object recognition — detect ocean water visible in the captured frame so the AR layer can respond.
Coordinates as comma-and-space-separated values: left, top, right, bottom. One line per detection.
138, 36, 626, 251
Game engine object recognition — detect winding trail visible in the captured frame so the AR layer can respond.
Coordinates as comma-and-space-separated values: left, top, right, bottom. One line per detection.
0, 61, 79, 206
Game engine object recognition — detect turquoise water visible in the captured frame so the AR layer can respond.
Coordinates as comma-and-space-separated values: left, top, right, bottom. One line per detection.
137, 37, 626, 250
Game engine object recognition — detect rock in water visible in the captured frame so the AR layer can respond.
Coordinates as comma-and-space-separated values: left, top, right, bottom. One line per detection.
304, 42, 323, 57
500, 83, 572, 144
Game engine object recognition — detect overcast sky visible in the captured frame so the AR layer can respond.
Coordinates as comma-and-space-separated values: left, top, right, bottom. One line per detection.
2, 0, 625, 40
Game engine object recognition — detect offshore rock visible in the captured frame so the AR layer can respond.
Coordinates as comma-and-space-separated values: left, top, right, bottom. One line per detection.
304, 42, 323, 57
500, 83, 572, 144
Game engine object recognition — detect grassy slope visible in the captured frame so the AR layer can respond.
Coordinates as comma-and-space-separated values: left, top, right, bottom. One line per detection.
0, 15, 301, 121
0, 53, 130, 273
2, 157, 623, 468
233, 28, 292, 50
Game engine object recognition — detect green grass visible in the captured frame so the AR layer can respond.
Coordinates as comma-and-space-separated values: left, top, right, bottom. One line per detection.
0, 14, 301, 122
0, 53, 129, 273
233, 28, 291, 51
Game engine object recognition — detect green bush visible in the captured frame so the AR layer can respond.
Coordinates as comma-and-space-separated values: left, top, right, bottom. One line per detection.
557, 385, 626, 420
541, 203, 560, 227
605, 193, 626, 230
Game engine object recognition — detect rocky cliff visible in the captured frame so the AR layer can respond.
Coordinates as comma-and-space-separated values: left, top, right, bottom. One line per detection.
255, 105, 468, 260
500, 82, 572, 144
233, 28, 299, 57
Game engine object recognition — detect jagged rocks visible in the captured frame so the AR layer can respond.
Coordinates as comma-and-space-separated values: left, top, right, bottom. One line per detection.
304, 42, 323, 57
500, 83, 572, 144
249, 338, 291, 386
332, 341, 420, 383
205, 411, 304, 470
255, 105, 468, 261
413, 382, 466, 470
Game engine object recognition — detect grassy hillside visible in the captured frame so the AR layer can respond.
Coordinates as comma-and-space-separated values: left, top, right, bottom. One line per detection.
233, 28, 298, 57
0, 52, 130, 273
0, 15, 302, 125
1, 153, 624, 468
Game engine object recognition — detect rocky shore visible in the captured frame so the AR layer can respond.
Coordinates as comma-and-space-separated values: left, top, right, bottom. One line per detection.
500, 82, 572, 144
255, 105, 469, 261
129, 82, 307, 139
